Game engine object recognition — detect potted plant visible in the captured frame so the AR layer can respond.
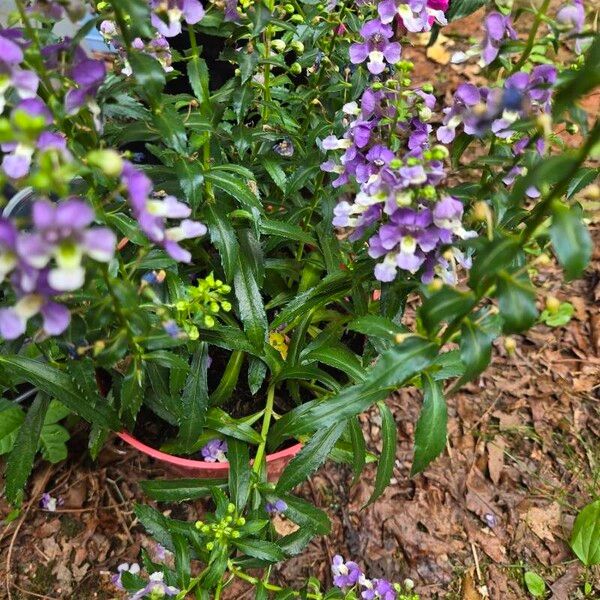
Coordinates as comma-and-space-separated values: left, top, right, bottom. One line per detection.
0, 0, 597, 596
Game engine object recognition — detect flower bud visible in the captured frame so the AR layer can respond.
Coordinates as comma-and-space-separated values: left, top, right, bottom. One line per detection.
421, 83, 433, 92
271, 39, 286, 52
403, 579, 415, 591
290, 14, 303, 23
284, 3, 294, 12
565, 123, 579, 135
545, 295, 560, 314
536, 113, 552, 137
290, 40, 304, 53
504, 336, 517, 354
431, 145, 449, 160
428, 278, 443, 292
87, 149, 123, 177
371, 82, 384, 90
535, 253, 551, 267
472, 201, 491, 222
289, 62, 302, 75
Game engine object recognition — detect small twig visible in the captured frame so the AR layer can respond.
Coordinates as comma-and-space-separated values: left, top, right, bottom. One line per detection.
471, 542, 482, 583
8, 581, 59, 599
5, 465, 54, 600
105, 482, 134, 544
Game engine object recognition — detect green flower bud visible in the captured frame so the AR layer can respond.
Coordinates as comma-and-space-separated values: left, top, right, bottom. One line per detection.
206, 541, 214, 551
271, 39, 286, 52
289, 62, 302, 75
227, 503, 236, 514
232, 530, 241, 538
290, 40, 304, 53
290, 14, 303, 23
371, 82, 384, 91
87, 149, 124, 177
284, 3, 294, 12
421, 83, 433, 93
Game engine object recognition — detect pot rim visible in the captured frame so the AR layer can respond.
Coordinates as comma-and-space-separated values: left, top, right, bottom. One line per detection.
117, 431, 302, 472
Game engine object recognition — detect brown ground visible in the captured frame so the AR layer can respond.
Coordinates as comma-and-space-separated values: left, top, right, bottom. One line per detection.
1, 10, 599, 600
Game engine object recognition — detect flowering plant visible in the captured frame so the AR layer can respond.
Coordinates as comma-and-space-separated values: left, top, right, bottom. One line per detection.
0, 0, 598, 596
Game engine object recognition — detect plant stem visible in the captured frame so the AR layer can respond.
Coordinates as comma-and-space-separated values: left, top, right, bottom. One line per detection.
512, 0, 551, 72
252, 384, 276, 474
262, 0, 276, 123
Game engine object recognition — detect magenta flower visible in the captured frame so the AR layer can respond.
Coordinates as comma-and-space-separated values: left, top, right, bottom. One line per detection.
151, 0, 205, 37
349, 19, 401, 75
481, 12, 517, 65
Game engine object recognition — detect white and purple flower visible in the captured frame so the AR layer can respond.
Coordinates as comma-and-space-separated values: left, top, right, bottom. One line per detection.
349, 19, 401, 75
378, 0, 448, 33
332, 555, 363, 588
200, 438, 228, 462
151, 0, 205, 37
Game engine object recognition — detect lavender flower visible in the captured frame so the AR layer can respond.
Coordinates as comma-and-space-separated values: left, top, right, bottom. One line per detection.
40, 492, 61, 511
151, 0, 205, 37
130, 572, 179, 600
17, 199, 116, 292
557, 0, 586, 53
349, 19, 401, 75
121, 162, 207, 263
481, 12, 517, 66
266, 499, 288, 514
201, 439, 227, 462
112, 562, 141, 590
378, 0, 448, 33
0, 31, 39, 113
361, 577, 397, 600
65, 57, 106, 114
332, 555, 362, 588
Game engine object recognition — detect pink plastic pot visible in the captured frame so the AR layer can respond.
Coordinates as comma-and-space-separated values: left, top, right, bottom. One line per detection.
117, 431, 302, 480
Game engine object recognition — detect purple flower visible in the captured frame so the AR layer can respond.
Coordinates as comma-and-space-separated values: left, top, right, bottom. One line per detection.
65, 57, 106, 114
151, 0, 205, 37
481, 12, 516, 66
17, 199, 116, 292
201, 439, 227, 462
111, 562, 141, 591
361, 578, 397, 600
332, 555, 362, 588
0, 219, 18, 285
437, 83, 481, 143
349, 19, 401, 75
557, 0, 586, 53
40, 493, 62, 511
121, 162, 207, 263
266, 499, 288, 514
130, 572, 179, 600
378, 0, 448, 33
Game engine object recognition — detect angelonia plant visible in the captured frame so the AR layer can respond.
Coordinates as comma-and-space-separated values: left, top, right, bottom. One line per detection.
0, 0, 598, 597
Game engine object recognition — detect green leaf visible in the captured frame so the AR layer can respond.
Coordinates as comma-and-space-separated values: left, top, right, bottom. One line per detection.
233, 255, 268, 351
205, 203, 240, 281
364, 402, 396, 507
570, 500, 600, 566
206, 408, 263, 445
205, 169, 263, 216
152, 106, 187, 154
105, 213, 148, 245
420, 286, 476, 333
121, 360, 144, 427
277, 421, 347, 493
176, 159, 204, 209
302, 345, 365, 383
144, 350, 190, 372
347, 314, 407, 341
187, 57, 210, 106
128, 52, 166, 99
348, 417, 366, 485
550, 201, 592, 280
228, 438, 250, 511
40, 423, 69, 464
267, 493, 331, 535
109, 0, 153, 37
0, 356, 120, 430
446, 0, 490, 21
540, 302, 574, 327
0, 403, 25, 455
450, 132, 474, 167
263, 157, 287, 191
269, 337, 438, 449
458, 314, 501, 385
524, 571, 546, 597
135, 504, 175, 550
140, 479, 226, 502
260, 219, 316, 245
5, 394, 50, 505
233, 538, 285, 562
496, 273, 539, 334
173, 533, 191, 588
174, 344, 210, 453
411, 374, 447, 476
469, 237, 520, 290
567, 167, 600, 198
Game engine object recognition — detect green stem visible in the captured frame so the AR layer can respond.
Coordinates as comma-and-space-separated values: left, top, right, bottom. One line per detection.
209, 350, 245, 406
262, 0, 276, 123
512, 0, 551, 72
252, 384, 276, 474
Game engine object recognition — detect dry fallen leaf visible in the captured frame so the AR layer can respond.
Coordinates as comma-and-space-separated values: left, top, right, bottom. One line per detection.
486, 437, 506, 485
525, 503, 561, 543
462, 569, 484, 600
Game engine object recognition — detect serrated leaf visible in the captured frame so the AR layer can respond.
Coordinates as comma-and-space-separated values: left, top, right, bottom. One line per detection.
233, 255, 267, 351
276, 420, 347, 493
233, 538, 285, 562
140, 479, 226, 502
5, 394, 50, 505
0, 404, 25, 455
411, 374, 447, 476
